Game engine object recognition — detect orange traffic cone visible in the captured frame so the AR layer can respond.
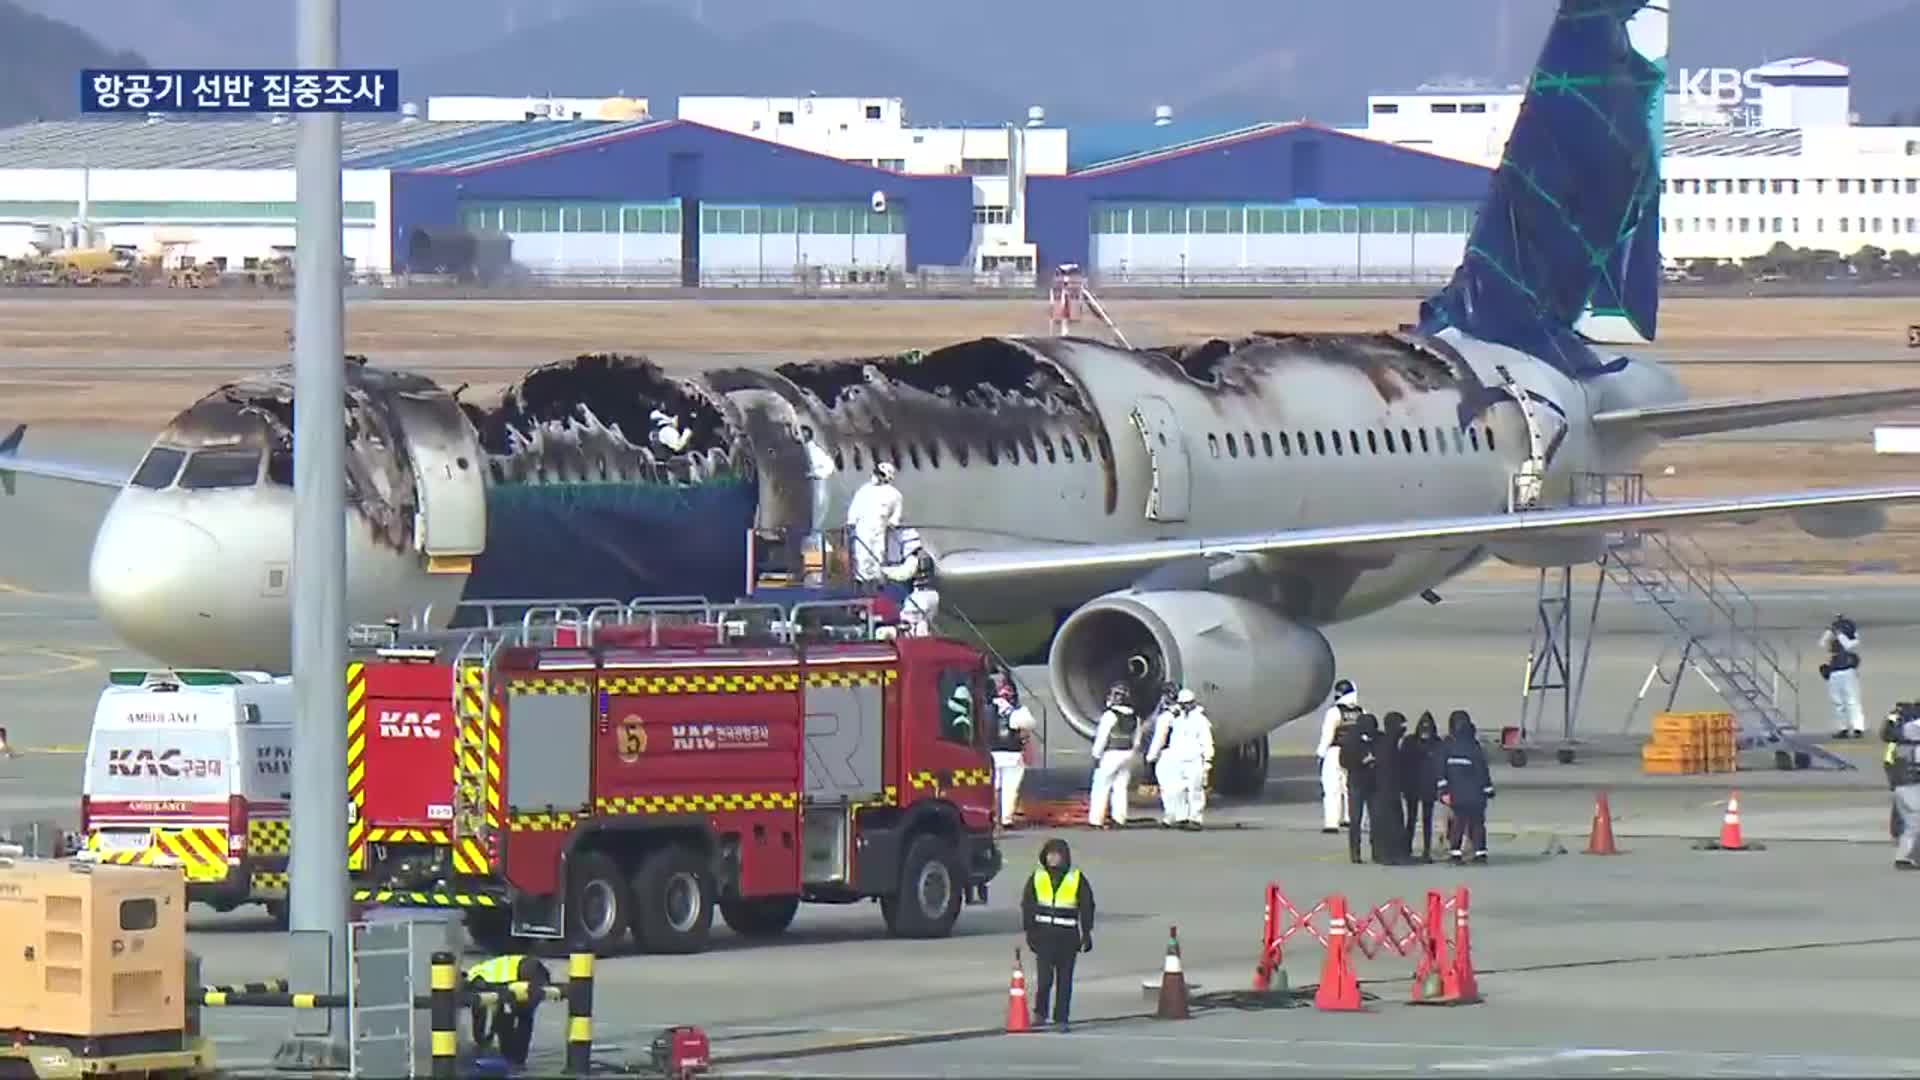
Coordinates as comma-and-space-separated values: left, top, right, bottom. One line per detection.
1313, 895, 1364, 1012
1584, 792, 1620, 855
1005, 948, 1032, 1033
1409, 889, 1448, 1004
1439, 886, 1481, 1005
1697, 790, 1764, 851
1156, 925, 1191, 1019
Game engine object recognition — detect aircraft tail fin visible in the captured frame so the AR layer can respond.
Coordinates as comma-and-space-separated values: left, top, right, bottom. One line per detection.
1419, 0, 1668, 371
0, 425, 22, 497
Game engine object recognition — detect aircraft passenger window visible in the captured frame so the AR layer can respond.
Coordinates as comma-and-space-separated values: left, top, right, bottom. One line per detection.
1208, 434, 1221, 458
852, 447, 864, 470
924, 442, 940, 469
1469, 428, 1481, 452
1348, 431, 1361, 455
1226, 434, 1239, 458
1243, 431, 1255, 457
1278, 432, 1291, 456
1314, 432, 1327, 455
1261, 433, 1273, 457
889, 444, 902, 468
1485, 427, 1496, 451
1380, 429, 1393, 455
178, 448, 262, 490
935, 669, 980, 747
1022, 436, 1038, 464
1367, 430, 1379, 454
1041, 436, 1057, 463
1419, 429, 1430, 453
1005, 440, 1022, 465
1060, 438, 1074, 462
1331, 432, 1343, 456
833, 450, 845, 472
1434, 428, 1447, 455
907, 444, 922, 469
1453, 429, 1465, 454
1077, 435, 1093, 461
267, 449, 293, 487
130, 446, 187, 490
985, 441, 1000, 466
1401, 429, 1414, 454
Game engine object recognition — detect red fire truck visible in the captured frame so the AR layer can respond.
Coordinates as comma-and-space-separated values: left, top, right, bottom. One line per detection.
345, 599, 1005, 955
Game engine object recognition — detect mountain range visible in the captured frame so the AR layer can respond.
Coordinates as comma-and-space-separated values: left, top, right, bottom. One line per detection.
6, 0, 1920, 127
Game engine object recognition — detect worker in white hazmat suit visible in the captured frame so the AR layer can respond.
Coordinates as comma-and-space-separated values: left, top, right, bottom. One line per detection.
1087, 686, 1141, 829
650, 409, 692, 454
880, 528, 939, 637
1146, 688, 1215, 830
845, 462, 903, 586
989, 679, 1037, 827
799, 424, 835, 535
1316, 678, 1360, 833
1821, 613, 1867, 738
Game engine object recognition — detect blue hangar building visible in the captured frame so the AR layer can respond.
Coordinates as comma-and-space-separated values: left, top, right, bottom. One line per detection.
0, 116, 1492, 282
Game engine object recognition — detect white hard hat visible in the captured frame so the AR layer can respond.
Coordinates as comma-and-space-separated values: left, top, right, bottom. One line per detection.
1176, 688, 1197, 704
875, 462, 897, 482
650, 408, 673, 423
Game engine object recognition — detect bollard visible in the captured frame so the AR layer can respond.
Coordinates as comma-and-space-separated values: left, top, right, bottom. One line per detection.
430, 951, 458, 1079
567, 951, 595, 1076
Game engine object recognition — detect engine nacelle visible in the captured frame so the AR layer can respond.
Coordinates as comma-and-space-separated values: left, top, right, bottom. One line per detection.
1048, 590, 1336, 748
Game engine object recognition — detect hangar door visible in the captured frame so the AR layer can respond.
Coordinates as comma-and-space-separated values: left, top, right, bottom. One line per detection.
1130, 395, 1189, 523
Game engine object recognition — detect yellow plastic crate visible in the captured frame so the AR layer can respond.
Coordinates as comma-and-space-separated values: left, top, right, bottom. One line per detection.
1642, 744, 1702, 774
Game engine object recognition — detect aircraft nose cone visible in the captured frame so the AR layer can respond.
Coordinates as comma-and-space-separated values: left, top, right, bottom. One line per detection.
90, 507, 223, 663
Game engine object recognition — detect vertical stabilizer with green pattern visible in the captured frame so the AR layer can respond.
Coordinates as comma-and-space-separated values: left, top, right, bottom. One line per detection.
1419, 0, 1668, 375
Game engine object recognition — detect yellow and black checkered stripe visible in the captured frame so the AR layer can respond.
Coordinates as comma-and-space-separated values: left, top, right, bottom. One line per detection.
89, 826, 230, 882
806, 668, 897, 689
346, 661, 368, 870
251, 870, 289, 898
600, 671, 802, 695
248, 817, 291, 857
365, 827, 452, 845
508, 676, 593, 695
453, 663, 500, 875
507, 811, 580, 833
596, 791, 800, 815
908, 768, 995, 791
853, 785, 901, 811
353, 888, 500, 909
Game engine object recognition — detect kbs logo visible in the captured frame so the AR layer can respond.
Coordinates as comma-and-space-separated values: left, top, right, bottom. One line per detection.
670, 723, 771, 752
107, 748, 222, 778
378, 710, 443, 740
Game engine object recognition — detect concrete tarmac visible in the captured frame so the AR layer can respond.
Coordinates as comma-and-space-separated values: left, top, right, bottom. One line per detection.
5, 432, 1920, 1075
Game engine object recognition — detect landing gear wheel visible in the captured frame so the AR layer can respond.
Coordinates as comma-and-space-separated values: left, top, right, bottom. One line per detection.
1794, 751, 1812, 770
1556, 748, 1576, 765
567, 852, 633, 955
1509, 749, 1529, 768
1775, 750, 1795, 771
630, 847, 714, 955
719, 895, 800, 939
882, 835, 962, 939
1210, 738, 1271, 800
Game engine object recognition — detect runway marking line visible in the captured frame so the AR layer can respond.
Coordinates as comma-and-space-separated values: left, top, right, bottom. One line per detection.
0, 646, 98, 682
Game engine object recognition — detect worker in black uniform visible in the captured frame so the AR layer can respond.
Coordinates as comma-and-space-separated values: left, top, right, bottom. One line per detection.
1020, 837, 1095, 1032
1437, 710, 1495, 864
1340, 713, 1381, 864
1370, 713, 1410, 864
464, 953, 551, 1067
1400, 711, 1443, 863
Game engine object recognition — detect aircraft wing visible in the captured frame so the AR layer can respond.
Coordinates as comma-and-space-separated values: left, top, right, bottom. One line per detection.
933, 485, 1920, 591
1591, 388, 1920, 439
0, 425, 128, 495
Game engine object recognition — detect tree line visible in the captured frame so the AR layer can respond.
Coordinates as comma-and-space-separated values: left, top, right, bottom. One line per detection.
1675, 242, 1920, 284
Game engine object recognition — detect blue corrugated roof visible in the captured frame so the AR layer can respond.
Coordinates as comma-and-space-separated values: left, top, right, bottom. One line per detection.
1065, 119, 1276, 171
346, 119, 666, 170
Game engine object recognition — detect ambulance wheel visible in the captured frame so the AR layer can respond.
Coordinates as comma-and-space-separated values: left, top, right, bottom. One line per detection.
883, 834, 962, 939
568, 852, 634, 954
629, 847, 714, 955
719, 896, 800, 939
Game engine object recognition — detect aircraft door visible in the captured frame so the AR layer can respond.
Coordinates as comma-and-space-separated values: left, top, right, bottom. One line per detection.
1130, 395, 1190, 522
385, 390, 488, 558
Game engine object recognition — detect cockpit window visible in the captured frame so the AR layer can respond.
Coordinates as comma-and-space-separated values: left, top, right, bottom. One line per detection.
178, 448, 262, 490
129, 447, 187, 490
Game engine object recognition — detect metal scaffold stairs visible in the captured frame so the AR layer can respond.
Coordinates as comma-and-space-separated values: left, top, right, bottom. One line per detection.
1516, 472, 1851, 772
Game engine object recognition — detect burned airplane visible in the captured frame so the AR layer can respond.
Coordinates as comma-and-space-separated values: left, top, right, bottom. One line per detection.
11, 0, 1920, 797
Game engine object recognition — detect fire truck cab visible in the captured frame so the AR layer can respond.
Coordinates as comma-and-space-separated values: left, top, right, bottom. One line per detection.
346, 598, 1004, 955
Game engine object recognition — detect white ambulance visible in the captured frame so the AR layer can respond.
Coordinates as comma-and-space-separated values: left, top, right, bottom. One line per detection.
80, 669, 295, 920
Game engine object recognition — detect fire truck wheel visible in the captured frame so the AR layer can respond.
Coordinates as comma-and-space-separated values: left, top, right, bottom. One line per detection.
883, 834, 963, 939
719, 896, 801, 939
569, 852, 635, 953
630, 847, 715, 954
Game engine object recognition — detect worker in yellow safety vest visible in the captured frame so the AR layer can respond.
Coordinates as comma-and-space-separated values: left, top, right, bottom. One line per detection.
465, 954, 551, 1066
1019, 837, 1095, 1032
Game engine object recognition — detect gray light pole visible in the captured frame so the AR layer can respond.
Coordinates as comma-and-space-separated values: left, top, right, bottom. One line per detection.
274, 0, 350, 1067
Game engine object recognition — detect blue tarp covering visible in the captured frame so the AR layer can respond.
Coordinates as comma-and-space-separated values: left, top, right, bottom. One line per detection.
1418, 0, 1665, 378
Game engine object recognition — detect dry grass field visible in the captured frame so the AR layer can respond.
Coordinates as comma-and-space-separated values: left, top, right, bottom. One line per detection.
3, 294, 1919, 573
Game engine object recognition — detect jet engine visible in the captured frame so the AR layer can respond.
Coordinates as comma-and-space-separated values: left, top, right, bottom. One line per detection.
1048, 590, 1336, 797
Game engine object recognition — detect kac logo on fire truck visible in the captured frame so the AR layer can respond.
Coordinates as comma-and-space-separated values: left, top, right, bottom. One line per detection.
378, 710, 443, 740
107, 748, 222, 778
670, 723, 771, 752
